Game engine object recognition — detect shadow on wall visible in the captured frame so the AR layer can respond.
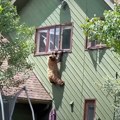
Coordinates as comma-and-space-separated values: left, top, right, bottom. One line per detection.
52, 53, 68, 110
59, 53, 68, 77
88, 49, 107, 70
52, 85, 65, 110
74, 0, 110, 18
88, 50, 98, 70
19, 0, 72, 26
60, 1, 71, 23
14, 0, 31, 13
19, 0, 60, 26
51, 1, 70, 109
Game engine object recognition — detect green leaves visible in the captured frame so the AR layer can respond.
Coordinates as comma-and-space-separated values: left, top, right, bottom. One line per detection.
0, 5, 3, 13
0, 1, 19, 33
0, 0, 34, 85
81, 4, 120, 54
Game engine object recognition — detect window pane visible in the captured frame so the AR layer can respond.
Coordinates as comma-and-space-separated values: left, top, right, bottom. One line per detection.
87, 104, 95, 120
48, 28, 55, 51
55, 28, 60, 50
62, 28, 71, 49
48, 28, 60, 52
84, 100, 96, 120
39, 30, 47, 52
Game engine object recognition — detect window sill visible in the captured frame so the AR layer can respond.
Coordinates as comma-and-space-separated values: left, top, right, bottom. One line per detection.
85, 45, 108, 51
34, 50, 72, 56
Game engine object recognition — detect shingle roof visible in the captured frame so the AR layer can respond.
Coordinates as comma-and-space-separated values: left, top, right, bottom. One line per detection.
2, 70, 52, 103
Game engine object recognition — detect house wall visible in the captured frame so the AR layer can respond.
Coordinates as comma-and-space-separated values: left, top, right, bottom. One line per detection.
19, 0, 119, 119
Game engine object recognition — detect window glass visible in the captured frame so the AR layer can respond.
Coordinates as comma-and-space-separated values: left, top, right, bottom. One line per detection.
86, 35, 107, 50
55, 27, 60, 50
87, 104, 95, 120
48, 28, 55, 51
35, 23, 73, 55
62, 27, 71, 49
39, 30, 47, 52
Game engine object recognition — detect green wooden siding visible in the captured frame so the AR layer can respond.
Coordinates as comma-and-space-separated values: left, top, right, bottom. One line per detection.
19, 0, 118, 119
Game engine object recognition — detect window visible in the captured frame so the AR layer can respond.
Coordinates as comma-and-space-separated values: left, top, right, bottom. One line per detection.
85, 17, 107, 50
35, 23, 73, 55
85, 36, 106, 50
83, 99, 96, 120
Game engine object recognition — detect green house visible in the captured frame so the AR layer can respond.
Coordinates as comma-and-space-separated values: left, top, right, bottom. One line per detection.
12, 0, 120, 119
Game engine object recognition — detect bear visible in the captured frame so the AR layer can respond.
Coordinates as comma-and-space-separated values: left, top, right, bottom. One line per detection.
47, 52, 64, 86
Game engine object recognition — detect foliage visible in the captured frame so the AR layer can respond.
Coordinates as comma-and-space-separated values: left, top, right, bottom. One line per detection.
100, 77, 120, 120
81, 4, 120, 54
0, 0, 34, 87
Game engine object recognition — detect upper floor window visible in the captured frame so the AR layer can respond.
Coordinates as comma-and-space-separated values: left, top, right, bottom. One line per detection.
83, 99, 96, 120
84, 17, 107, 50
85, 36, 106, 50
34, 23, 73, 55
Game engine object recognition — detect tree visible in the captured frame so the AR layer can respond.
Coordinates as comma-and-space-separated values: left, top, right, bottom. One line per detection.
81, 4, 120, 120
0, 1, 35, 119
81, 4, 120, 54
0, 0, 34, 88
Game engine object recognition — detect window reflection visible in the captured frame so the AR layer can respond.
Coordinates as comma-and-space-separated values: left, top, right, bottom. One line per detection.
49, 28, 55, 51
87, 104, 95, 120
48, 28, 60, 51
39, 30, 47, 52
35, 23, 73, 55
55, 27, 60, 50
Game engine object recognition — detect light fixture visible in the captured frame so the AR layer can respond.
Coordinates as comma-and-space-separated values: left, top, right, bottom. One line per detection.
69, 101, 74, 112
59, 0, 68, 10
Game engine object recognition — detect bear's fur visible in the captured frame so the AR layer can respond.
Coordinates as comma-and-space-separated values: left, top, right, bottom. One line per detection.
47, 53, 64, 86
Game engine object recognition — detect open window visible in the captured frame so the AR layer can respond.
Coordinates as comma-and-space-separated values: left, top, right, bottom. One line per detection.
35, 23, 73, 56
83, 99, 96, 120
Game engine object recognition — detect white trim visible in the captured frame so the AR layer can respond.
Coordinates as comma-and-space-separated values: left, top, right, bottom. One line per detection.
104, 0, 114, 9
